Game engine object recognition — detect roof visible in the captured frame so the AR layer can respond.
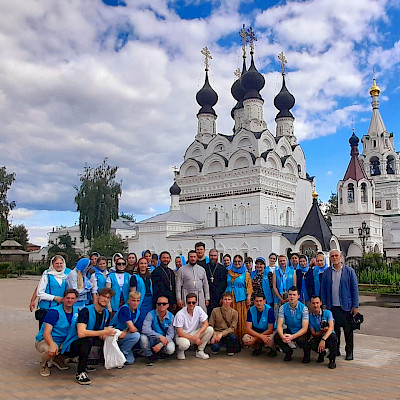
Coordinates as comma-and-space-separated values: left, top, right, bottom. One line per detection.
111, 218, 136, 230
338, 240, 354, 256
138, 210, 202, 224
343, 152, 369, 182
1, 239, 23, 249
296, 198, 333, 251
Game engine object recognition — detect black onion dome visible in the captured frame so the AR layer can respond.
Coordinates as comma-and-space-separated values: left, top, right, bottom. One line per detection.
274, 75, 295, 119
196, 71, 218, 116
169, 181, 181, 195
241, 55, 265, 100
231, 58, 247, 102
349, 131, 359, 147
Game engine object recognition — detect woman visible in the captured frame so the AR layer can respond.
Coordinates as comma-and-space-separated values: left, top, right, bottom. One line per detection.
66, 258, 92, 310
262, 253, 277, 307
36, 255, 68, 328
226, 254, 253, 340
251, 257, 265, 305
109, 252, 123, 272
90, 256, 108, 304
126, 252, 138, 275
222, 254, 232, 270
107, 257, 130, 315
296, 254, 315, 306
129, 257, 153, 330
313, 253, 328, 297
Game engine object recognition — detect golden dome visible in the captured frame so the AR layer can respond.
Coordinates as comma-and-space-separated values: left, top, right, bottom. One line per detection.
312, 190, 318, 199
369, 78, 381, 97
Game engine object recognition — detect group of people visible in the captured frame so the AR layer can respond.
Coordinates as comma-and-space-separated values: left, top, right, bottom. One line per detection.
32, 243, 359, 385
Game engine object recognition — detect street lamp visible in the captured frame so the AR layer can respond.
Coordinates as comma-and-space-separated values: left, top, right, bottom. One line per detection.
358, 221, 370, 255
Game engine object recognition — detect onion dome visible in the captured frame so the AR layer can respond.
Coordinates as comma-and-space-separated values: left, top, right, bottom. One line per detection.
369, 78, 380, 97
169, 181, 181, 195
274, 75, 295, 119
349, 130, 359, 147
196, 71, 218, 116
241, 54, 265, 100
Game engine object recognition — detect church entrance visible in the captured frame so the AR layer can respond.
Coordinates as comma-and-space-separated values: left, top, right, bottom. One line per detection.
300, 240, 318, 259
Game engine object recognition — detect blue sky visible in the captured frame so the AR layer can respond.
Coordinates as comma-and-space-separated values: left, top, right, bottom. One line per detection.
1, 0, 400, 246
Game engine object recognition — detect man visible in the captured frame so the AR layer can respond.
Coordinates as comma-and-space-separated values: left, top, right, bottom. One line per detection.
321, 249, 359, 360
151, 251, 177, 310
272, 255, 296, 316
243, 293, 275, 356
174, 293, 214, 360
209, 292, 239, 356
274, 286, 310, 362
307, 295, 337, 369
35, 289, 79, 377
141, 296, 175, 366
176, 250, 210, 312
110, 291, 141, 365
62, 287, 116, 385
195, 241, 208, 268
204, 249, 227, 316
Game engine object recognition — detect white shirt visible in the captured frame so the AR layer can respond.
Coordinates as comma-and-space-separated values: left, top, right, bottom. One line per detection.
173, 306, 208, 333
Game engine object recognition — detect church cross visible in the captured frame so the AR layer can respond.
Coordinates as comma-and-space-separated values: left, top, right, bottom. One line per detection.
278, 51, 287, 75
239, 24, 248, 58
247, 26, 257, 54
201, 46, 212, 71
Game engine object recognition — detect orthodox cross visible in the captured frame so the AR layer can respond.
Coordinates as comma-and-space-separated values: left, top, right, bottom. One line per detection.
278, 51, 287, 75
239, 24, 248, 58
201, 46, 212, 71
247, 26, 257, 54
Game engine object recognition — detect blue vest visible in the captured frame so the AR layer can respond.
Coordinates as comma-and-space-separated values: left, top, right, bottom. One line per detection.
149, 309, 174, 336
282, 301, 306, 334
227, 272, 247, 302
35, 304, 79, 345
111, 304, 140, 331
134, 275, 153, 309
313, 267, 326, 298
38, 273, 67, 309
250, 304, 272, 332
61, 304, 109, 353
262, 268, 275, 304
309, 309, 334, 333
95, 271, 107, 292
274, 267, 295, 304
109, 272, 130, 311
296, 268, 315, 302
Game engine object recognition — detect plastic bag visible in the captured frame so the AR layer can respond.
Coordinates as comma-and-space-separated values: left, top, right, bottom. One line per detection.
104, 329, 126, 370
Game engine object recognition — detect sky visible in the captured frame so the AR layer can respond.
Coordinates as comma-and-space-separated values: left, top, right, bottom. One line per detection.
2, 0, 400, 247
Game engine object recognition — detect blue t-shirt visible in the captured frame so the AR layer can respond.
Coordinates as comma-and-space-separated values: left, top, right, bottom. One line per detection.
44, 308, 73, 326
246, 307, 275, 333
117, 305, 138, 325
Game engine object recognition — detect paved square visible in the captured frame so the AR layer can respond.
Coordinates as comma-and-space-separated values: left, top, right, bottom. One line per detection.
1, 278, 399, 400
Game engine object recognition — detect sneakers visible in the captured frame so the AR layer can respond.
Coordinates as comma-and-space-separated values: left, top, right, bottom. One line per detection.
85, 365, 97, 372
284, 350, 293, 361
301, 355, 311, 363
146, 355, 157, 366
345, 352, 353, 361
176, 350, 186, 360
317, 353, 325, 363
48, 355, 69, 370
252, 346, 263, 357
76, 372, 91, 385
195, 350, 210, 360
328, 359, 337, 369
40, 362, 50, 377
267, 349, 277, 358
227, 352, 235, 356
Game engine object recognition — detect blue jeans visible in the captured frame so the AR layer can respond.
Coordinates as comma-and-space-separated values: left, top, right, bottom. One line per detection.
210, 333, 239, 354
118, 332, 140, 364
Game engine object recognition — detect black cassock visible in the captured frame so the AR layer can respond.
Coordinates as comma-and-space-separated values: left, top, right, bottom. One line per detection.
203, 262, 227, 317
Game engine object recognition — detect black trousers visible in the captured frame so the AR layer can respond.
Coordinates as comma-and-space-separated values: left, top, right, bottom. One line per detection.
306, 333, 338, 361
210, 333, 240, 353
274, 328, 309, 356
331, 306, 353, 354
65, 337, 103, 374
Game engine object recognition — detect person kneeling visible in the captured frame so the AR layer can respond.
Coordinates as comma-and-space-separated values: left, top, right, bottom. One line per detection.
307, 295, 338, 369
274, 286, 310, 362
35, 289, 79, 377
61, 287, 116, 385
141, 296, 175, 366
110, 291, 141, 365
173, 293, 214, 360
242, 293, 275, 357
209, 292, 240, 356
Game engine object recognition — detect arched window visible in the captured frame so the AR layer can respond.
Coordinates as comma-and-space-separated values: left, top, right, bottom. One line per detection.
361, 183, 367, 202
348, 183, 354, 203
370, 157, 381, 176
387, 156, 395, 174
215, 211, 218, 227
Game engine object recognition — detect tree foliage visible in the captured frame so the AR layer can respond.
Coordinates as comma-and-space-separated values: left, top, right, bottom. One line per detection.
12, 224, 29, 250
48, 233, 79, 267
324, 192, 338, 227
0, 166, 16, 242
90, 233, 127, 257
75, 159, 122, 242
119, 212, 135, 222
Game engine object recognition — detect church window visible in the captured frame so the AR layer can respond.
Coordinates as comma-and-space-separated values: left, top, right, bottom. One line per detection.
373, 140, 377, 148
347, 183, 354, 203
386, 200, 392, 210
360, 183, 367, 202
370, 157, 381, 176
375, 200, 381, 208
349, 228, 354, 234
339, 189, 343, 204
387, 156, 395, 174
297, 165, 301, 174
215, 211, 218, 227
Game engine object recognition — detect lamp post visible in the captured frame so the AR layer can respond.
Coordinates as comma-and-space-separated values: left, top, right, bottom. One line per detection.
358, 221, 370, 256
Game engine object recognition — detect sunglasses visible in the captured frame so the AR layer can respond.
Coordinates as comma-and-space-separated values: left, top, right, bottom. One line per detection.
187, 301, 197, 305
116, 262, 126, 266
157, 302, 168, 306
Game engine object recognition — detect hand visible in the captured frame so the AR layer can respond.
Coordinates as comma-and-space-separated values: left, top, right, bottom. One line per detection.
244, 336, 257, 346
103, 326, 116, 337
177, 300, 184, 308
54, 296, 62, 303
118, 330, 127, 340
152, 343, 163, 353
322, 327, 329, 332
246, 298, 251, 307
318, 339, 326, 353
282, 333, 292, 344
159, 335, 169, 346
261, 335, 273, 347
351, 307, 358, 316
213, 333, 222, 344
48, 343, 58, 357
190, 335, 202, 346
205, 300, 209, 307
29, 300, 36, 312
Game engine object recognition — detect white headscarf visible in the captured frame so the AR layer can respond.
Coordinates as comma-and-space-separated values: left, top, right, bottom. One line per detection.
47, 255, 67, 280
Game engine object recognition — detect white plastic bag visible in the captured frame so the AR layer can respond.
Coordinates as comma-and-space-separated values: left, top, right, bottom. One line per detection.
103, 329, 126, 370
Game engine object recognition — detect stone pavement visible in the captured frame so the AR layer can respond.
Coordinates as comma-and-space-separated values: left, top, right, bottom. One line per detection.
0, 277, 400, 400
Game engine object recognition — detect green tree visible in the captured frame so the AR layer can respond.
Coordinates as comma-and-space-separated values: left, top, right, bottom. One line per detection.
12, 224, 29, 250
0, 166, 16, 242
75, 159, 122, 243
48, 233, 79, 267
324, 192, 338, 227
119, 212, 135, 222
90, 233, 127, 257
